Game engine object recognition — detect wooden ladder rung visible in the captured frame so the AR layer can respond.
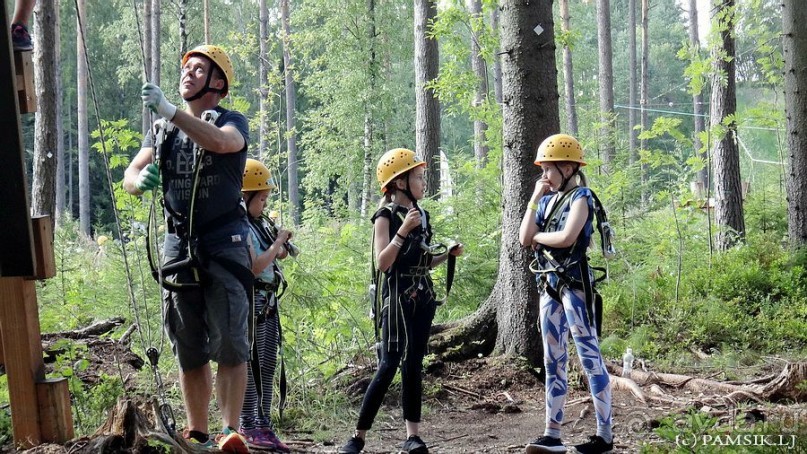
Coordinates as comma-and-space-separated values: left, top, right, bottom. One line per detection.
14, 51, 36, 114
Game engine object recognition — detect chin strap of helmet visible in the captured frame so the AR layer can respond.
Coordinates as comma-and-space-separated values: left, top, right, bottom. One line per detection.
557, 162, 581, 193
183, 59, 226, 102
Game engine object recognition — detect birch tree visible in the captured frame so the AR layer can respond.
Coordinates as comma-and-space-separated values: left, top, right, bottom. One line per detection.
77, 0, 90, 235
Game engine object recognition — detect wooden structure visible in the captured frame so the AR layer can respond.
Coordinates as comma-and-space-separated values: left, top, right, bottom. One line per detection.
0, 2, 74, 448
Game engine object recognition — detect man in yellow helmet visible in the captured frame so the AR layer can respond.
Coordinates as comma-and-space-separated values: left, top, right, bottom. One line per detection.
123, 44, 251, 453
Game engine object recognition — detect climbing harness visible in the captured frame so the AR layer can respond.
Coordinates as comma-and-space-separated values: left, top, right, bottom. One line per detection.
246, 214, 290, 421
368, 203, 457, 359
529, 187, 614, 338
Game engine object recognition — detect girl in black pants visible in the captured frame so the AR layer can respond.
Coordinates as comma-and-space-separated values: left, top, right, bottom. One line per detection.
339, 148, 463, 454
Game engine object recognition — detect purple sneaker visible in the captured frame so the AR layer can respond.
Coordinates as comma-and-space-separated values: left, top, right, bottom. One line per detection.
260, 428, 290, 453
239, 427, 281, 450
11, 23, 33, 51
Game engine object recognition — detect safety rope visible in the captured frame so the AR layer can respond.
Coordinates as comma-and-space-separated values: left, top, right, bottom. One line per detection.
73, 0, 176, 434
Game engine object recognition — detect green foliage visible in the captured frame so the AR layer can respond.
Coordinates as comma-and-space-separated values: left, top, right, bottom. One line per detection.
49, 339, 126, 436
646, 407, 806, 453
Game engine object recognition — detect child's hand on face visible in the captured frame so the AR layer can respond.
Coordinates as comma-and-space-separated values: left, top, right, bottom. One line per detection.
401, 208, 422, 235
534, 177, 552, 198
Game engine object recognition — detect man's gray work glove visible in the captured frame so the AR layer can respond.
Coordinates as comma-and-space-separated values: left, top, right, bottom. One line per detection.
141, 83, 178, 120
135, 163, 161, 192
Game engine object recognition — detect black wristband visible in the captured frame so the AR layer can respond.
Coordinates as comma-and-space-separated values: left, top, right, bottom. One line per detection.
396, 232, 406, 240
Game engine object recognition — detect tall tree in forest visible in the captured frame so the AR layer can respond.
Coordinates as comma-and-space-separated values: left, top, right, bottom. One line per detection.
361, 0, 379, 217
142, 0, 152, 135
414, 0, 440, 196
710, 0, 744, 249
281, 0, 301, 225
688, 0, 707, 188
55, 35, 65, 223
258, 0, 269, 159
640, 0, 649, 203
559, 0, 578, 136
432, 0, 557, 367
32, 0, 61, 221
628, 0, 638, 162
469, 0, 489, 166
151, 0, 160, 85
77, 0, 90, 236
597, 0, 615, 169
178, 0, 188, 57
490, 6, 502, 105
204, 0, 211, 44
782, 0, 807, 246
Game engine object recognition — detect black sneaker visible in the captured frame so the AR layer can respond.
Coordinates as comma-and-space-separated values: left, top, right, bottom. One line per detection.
401, 435, 429, 454
525, 435, 566, 453
573, 435, 613, 454
338, 436, 365, 454
11, 23, 33, 51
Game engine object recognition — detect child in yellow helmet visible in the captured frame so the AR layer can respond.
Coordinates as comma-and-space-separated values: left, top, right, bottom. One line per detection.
338, 148, 464, 454
519, 134, 613, 454
239, 158, 292, 453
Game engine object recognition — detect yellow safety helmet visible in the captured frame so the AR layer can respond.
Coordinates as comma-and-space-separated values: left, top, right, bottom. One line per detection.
243, 158, 276, 191
534, 134, 586, 166
376, 148, 426, 193
182, 44, 235, 96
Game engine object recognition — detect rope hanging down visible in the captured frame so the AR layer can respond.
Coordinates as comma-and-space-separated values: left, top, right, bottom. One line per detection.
73, 0, 176, 434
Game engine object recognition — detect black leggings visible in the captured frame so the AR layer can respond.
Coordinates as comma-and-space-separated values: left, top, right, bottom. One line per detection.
356, 296, 436, 430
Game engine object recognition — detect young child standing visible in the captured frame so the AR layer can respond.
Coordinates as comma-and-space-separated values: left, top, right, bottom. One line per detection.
240, 158, 292, 452
519, 135, 613, 454
338, 148, 464, 454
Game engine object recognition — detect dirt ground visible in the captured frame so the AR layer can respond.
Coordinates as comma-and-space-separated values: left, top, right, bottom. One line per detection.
283, 358, 672, 453
14, 336, 807, 453
279, 357, 807, 453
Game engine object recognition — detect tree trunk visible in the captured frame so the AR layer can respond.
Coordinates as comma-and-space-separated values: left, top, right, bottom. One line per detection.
559, 0, 578, 136
710, 0, 745, 249
640, 0, 650, 204
258, 0, 268, 159
32, 0, 60, 222
432, 0, 557, 368
689, 0, 707, 188
77, 0, 90, 236
491, 6, 502, 105
469, 0, 489, 167
628, 0, 638, 163
783, 0, 807, 247
178, 0, 188, 57
142, 0, 152, 135
203, 0, 211, 44
151, 0, 161, 85
361, 0, 378, 218
281, 0, 301, 226
597, 0, 615, 170
414, 0, 441, 197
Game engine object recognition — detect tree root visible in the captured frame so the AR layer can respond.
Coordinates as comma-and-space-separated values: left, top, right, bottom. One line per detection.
607, 361, 807, 407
